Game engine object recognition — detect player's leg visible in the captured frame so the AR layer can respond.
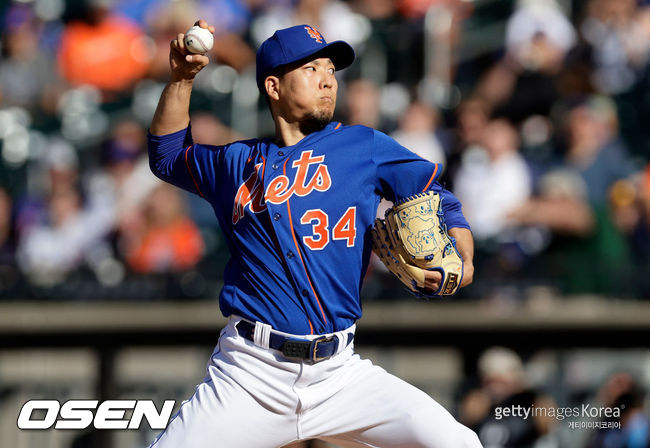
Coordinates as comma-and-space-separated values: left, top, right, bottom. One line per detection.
301, 352, 482, 448
149, 374, 293, 448
148, 325, 299, 448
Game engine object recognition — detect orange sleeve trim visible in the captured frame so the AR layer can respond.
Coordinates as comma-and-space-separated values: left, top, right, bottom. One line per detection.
422, 164, 439, 192
184, 146, 205, 198
283, 158, 328, 332
334, 122, 342, 130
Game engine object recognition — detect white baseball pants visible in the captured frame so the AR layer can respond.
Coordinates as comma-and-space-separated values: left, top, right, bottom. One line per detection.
149, 316, 482, 448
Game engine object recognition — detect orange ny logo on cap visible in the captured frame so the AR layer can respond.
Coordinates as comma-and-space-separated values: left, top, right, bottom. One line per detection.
304, 26, 323, 43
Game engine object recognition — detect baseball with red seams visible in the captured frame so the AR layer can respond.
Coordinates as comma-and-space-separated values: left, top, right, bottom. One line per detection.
183, 26, 214, 54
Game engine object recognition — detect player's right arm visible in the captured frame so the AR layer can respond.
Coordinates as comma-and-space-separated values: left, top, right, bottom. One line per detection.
148, 20, 225, 199
150, 20, 214, 135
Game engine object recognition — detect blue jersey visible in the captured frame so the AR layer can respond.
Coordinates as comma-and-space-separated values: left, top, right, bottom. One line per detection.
148, 121, 470, 335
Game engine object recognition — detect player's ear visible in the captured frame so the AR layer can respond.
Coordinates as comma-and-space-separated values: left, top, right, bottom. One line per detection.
265, 76, 281, 101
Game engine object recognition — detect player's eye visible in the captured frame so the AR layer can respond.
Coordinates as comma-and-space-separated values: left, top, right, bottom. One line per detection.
305, 66, 316, 71
327, 68, 335, 74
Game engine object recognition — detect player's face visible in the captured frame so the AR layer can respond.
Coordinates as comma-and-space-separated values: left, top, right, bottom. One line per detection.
277, 57, 338, 126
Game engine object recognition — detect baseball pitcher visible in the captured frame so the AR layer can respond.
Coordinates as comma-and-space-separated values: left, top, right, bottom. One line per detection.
147, 20, 482, 448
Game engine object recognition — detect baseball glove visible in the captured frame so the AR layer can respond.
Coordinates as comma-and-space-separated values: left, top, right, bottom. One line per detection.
370, 191, 463, 298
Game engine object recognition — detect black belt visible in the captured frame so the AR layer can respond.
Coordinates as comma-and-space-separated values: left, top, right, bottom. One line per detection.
236, 320, 353, 362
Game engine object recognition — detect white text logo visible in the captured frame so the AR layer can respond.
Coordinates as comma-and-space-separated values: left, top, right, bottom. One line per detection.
17, 399, 175, 430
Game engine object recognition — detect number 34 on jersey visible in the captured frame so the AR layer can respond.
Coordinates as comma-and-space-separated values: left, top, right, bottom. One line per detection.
232, 149, 358, 251
301, 207, 356, 250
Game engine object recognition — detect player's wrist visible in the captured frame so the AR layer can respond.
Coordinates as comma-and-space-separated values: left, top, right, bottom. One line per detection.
169, 75, 196, 85
460, 262, 474, 288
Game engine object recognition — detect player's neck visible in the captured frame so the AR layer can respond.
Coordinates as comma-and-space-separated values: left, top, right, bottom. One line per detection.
274, 121, 306, 147
274, 116, 328, 147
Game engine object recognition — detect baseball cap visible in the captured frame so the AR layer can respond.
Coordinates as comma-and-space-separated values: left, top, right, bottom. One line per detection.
256, 25, 355, 92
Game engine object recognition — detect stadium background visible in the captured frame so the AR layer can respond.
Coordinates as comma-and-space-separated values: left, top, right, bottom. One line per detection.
0, 0, 649, 446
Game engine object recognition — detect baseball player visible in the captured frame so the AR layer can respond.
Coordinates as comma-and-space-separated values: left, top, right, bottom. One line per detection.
147, 20, 481, 448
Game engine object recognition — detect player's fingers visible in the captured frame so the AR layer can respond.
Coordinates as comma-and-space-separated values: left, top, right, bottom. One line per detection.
177, 33, 186, 52
193, 20, 216, 34
170, 38, 188, 58
194, 19, 204, 27
423, 269, 442, 291
185, 53, 209, 65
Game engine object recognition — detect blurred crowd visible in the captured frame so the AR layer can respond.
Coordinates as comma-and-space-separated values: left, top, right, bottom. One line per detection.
455, 347, 650, 448
0, 0, 650, 300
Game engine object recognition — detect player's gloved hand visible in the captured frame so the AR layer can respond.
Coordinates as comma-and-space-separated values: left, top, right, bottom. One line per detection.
371, 219, 450, 297
370, 191, 464, 298
170, 20, 214, 81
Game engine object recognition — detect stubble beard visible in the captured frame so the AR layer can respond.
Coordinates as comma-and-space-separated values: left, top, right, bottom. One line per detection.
299, 108, 334, 135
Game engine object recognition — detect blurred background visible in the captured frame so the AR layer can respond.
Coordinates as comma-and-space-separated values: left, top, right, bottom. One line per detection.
0, 0, 649, 447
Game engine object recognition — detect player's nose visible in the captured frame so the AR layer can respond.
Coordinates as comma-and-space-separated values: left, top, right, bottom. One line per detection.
319, 70, 336, 90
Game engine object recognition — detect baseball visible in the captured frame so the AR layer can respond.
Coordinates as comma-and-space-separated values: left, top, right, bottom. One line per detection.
183, 25, 214, 54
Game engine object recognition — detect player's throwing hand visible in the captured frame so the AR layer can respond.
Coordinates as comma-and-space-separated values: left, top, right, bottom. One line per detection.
169, 20, 214, 82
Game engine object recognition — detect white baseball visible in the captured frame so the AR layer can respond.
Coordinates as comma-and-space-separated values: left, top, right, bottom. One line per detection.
183, 25, 214, 54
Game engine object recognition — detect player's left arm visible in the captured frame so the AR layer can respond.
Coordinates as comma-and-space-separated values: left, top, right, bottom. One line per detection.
372, 129, 474, 291
448, 227, 474, 288
439, 187, 474, 288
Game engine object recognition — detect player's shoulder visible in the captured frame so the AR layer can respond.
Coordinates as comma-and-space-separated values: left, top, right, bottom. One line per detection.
338, 123, 396, 142
193, 137, 262, 151
222, 138, 265, 150
329, 123, 377, 145
334, 122, 374, 136
218, 138, 269, 156
205, 138, 268, 166
328, 124, 398, 161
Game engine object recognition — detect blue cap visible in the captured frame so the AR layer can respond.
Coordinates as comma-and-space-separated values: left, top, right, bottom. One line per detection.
256, 25, 355, 92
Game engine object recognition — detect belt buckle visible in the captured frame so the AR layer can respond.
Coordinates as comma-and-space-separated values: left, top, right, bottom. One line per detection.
311, 336, 335, 362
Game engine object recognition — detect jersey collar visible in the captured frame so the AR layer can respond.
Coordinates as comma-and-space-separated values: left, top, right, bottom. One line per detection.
264, 121, 342, 153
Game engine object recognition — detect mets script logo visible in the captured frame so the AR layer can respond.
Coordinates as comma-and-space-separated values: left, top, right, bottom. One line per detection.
233, 150, 331, 224
304, 26, 324, 43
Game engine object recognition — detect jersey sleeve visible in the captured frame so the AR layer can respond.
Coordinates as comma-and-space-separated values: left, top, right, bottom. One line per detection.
372, 129, 441, 201
372, 129, 470, 230
439, 188, 471, 230
148, 126, 224, 199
